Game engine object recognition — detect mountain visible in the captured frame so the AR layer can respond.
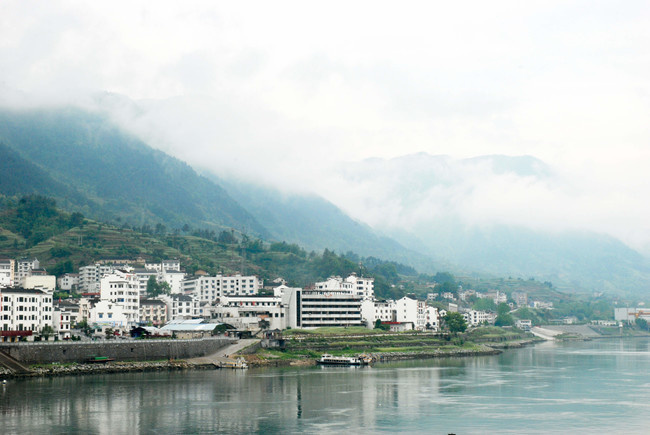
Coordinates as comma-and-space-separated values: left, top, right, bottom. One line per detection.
0, 106, 437, 273
214, 178, 440, 271
0, 107, 266, 236
332, 153, 650, 295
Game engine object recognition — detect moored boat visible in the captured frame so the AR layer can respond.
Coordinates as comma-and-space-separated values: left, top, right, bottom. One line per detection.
316, 354, 363, 366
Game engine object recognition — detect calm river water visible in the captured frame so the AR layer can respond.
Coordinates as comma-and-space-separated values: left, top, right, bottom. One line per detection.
2, 338, 649, 434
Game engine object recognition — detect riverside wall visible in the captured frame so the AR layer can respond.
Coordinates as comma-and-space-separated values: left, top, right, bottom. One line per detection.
0, 337, 234, 364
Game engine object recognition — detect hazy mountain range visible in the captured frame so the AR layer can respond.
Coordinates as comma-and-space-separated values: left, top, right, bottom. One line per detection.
1, 106, 649, 295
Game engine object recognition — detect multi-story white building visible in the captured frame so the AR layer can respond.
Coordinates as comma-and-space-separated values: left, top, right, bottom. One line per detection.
57, 273, 80, 291
0, 287, 53, 341
463, 310, 496, 326
162, 294, 200, 320
159, 269, 186, 294
53, 300, 78, 339
395, 296, 426, 330
139, 299, 168, 326
145, 259, 181, 272
98, 270, 140, 326
183, 274, 262, 303
79, 263, 116, 292
0, 258, 15, 288
132, 268, 158, 296
290, 288, 363, 328
16, 258, 39, 281
615, 307, 650, 324
314, 274, 374, 300
211, 295, 287, 330
425, 306, 440, 331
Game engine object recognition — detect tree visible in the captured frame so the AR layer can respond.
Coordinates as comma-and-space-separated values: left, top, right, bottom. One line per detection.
146, 276, 171, 297
374, 319, 389, 331
444, 312, 467, 334
495, 303, 514, 326
105, 327, 114, 339
635, 317, 649, 331
41, 325, 55, 340
259, 319, 270, 330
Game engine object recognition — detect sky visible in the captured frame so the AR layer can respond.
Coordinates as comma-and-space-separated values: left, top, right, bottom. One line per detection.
1, 1, 650, 252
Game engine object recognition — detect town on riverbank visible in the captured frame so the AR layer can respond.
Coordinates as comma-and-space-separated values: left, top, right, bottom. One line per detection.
2, 198, 650, 377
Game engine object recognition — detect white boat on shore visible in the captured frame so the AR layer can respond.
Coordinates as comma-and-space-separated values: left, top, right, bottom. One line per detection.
316, 354, 364, 366
317, 354, 362, 365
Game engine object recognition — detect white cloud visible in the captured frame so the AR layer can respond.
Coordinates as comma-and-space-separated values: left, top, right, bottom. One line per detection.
1, 1, 650, 251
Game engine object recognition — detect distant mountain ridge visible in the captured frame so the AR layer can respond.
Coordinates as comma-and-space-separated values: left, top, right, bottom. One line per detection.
0, 106, 431, 272
332, 153, 650, 295
0, 107, 266, 235
214, 177, 439, 271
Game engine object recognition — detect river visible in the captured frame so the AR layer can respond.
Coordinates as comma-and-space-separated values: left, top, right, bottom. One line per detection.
2, 338, 649, 434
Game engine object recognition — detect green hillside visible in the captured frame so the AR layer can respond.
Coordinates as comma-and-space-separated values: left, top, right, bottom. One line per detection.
0, 107, 265, 236
0, 196, 417, 297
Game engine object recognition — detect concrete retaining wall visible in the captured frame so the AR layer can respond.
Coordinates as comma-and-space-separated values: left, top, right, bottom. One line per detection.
0, 338, 234, 364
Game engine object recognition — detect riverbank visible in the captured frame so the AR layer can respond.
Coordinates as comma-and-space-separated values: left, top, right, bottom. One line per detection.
0, 359, 232, 379
241, 328, 542, 367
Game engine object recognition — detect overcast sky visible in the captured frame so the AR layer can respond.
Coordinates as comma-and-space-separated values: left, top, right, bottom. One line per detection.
2, 1, 650, 252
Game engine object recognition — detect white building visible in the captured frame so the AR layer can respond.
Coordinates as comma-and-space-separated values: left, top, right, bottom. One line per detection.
0, 287, 53, 341
515, 319, 532, 330
16, 258, 39, 281
57, 273, 80, 291
162, 294, 200, 320
463, 310, 495, 327
0, 258, 15, 288
298, 288, 363, 328
139, 299, 168, 326
145, 259, 181, 272
160, 270, 186, 294
425, 306, 440, 331
314, 274, 374, 300
183, 274, 262, 303
53, 300, 78, 339
90, 300, 131, 329
98, 270, 140, 326
395, 296, 426, 330
79, 263, 116, 292
20, 275, 56, 292
211, 295, 287, 330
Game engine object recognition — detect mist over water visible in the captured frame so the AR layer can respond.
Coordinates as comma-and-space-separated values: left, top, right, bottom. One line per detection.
2, 339, 649, 434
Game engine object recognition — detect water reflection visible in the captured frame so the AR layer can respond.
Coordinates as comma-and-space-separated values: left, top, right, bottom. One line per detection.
1, 338, 649, 433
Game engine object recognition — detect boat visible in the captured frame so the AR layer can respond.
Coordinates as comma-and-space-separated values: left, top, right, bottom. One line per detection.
316, 354, 363, 366
219, 357, 248, 369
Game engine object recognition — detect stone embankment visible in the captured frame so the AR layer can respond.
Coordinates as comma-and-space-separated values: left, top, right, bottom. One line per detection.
0, 360, 220, 379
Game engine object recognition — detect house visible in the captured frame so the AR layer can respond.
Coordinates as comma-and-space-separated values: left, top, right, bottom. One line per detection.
0, 258, 15, 288
0, 287, 53, 341
183, 274, 263, 303
313, 274, 374, 300
16, 258, 39, 281
210, 295, 287, 330
515, 319, 532, 331
160, 318, 217, 339
279, 287, 363, 329
98, 270, 140, 326
57, 273, 80, 291
162, 294, 200, 320
395, 296, 426, 330
139, 298, 169, 326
